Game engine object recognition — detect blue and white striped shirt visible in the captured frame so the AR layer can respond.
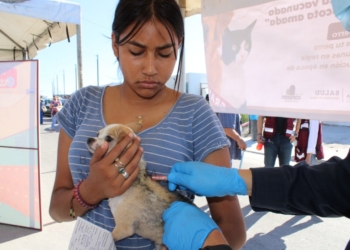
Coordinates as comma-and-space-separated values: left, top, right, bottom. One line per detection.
57, 86, 229, 249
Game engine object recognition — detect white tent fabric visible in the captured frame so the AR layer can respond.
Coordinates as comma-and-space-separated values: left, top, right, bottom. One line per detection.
0, 0, 81, 60
178, 0, 201, 17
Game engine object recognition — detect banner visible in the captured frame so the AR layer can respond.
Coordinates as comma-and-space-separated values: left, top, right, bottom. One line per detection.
202, 0, 350, 121
0, 60, 42, 230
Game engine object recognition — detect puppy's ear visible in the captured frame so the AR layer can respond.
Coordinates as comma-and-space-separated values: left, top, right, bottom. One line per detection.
126, 122, 142, 134
116, 126, 128, 142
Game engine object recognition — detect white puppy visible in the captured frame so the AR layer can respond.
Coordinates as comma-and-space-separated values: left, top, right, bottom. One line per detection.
87, 123, 189, 249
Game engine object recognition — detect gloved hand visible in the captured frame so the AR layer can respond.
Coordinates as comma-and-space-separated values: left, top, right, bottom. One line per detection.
167, 161, 247, 197
331, 0, 350, 31
162, 201, 219, 250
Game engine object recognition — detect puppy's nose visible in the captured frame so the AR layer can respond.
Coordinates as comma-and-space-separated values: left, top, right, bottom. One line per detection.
87, 138, 95, 144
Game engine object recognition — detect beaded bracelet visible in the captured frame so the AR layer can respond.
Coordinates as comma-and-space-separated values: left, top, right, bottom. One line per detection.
70, 196, 76, 218
73, 180, 99, 209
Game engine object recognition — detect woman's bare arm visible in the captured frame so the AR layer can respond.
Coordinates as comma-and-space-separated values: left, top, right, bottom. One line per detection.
49, 129, 82, 222
204, 148, 246, 249
49, 129, 142, 222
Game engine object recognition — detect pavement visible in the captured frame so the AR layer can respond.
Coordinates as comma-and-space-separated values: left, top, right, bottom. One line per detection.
0, 118, 349, 250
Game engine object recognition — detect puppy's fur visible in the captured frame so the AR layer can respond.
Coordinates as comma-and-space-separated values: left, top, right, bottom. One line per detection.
87, 123, 189, 248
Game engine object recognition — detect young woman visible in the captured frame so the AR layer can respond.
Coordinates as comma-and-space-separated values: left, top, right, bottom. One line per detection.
49, 0, 246, 249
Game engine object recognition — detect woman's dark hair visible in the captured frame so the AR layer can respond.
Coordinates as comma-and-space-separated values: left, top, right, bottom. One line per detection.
112, 0, 184, 90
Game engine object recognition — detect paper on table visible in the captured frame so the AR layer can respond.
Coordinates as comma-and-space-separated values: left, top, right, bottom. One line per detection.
69, 217, 116, 250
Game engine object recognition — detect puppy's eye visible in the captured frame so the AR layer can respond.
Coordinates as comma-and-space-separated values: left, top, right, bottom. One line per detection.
105, 136, 113, 142
97, 132, 99, 137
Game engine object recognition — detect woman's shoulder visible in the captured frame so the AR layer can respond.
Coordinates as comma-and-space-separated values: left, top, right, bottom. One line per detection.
169, 93, 216, 121
70, 86, 105, 102
176, 93, 207, 105
74, 85, 104, 95
171, 93, 210, 116
63, 86, 105, 113
180, 92, 205, 100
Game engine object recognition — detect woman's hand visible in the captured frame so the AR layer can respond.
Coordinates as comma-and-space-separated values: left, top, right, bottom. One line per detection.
80, 133, 142, 204
289, 134, 298, 143
257, 134, 264, 144
237, 138, 247, 150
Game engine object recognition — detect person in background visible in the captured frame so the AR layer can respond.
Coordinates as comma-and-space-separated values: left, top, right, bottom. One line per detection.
331, 0, 350, 31
294, 119, 323, 165
49, 96, 62, 132
217, 113, 247, 165
39, 96, 45, 125
249, 115, 258, 141
206, 95, 246, 164
257, 116, 297, 167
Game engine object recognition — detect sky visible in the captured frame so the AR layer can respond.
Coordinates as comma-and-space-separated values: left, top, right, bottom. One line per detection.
36, 0, 206, 98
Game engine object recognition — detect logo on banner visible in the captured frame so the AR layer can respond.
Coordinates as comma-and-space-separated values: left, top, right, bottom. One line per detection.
312, 89, 340, 100
346, 94, 350, 103
327, 22, 350, 41
282, 85, 301, 102
208, 89, 231, 108
0, 68, 17, 88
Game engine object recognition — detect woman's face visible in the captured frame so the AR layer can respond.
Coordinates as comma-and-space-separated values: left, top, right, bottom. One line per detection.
112, 20, 180, 97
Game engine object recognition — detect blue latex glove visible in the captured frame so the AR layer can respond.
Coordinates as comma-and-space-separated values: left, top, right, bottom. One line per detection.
331, 0, 350, 31
162, 201, 220, 250
167, 162, 247, 197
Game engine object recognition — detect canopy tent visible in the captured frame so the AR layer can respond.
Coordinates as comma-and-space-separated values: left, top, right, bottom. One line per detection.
0, 0, 81, 61
0, 0, 81, 231
178, 0, 201, 17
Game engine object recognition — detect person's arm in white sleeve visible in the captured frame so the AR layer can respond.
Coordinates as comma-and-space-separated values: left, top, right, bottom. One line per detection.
305, 120, 319, 164
306, 120, 319, 154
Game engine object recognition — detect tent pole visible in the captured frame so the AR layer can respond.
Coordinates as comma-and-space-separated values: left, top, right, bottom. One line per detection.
76, 24, 83, 89
180, 7, 186, 93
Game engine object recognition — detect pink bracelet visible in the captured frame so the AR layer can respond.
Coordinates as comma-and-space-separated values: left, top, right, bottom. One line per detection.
73, 180, 99, 209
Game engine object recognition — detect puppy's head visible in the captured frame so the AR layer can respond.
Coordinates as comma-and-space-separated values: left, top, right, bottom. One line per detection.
87, 123, 142, 154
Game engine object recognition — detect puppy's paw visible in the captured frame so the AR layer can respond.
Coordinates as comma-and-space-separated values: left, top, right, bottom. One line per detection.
155, 244, 168, 250
111, 226, 134, 241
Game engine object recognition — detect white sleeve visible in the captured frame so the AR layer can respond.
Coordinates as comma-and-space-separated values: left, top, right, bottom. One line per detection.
307, 120, 320, 154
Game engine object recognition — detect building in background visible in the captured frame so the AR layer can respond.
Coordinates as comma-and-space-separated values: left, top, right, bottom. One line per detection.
166, 72, 208, 98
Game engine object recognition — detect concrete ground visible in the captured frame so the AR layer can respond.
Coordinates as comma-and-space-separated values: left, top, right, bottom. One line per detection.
0, 118, 349, 249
